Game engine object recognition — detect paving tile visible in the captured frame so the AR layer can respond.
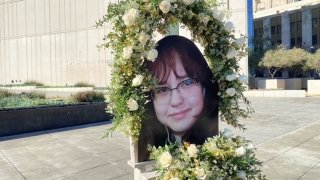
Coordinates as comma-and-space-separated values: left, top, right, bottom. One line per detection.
300, 163, 320, 180
59, 164, 129, 180
0, 166, 23, 180
98, 148, 131, 164
254, 149, 278, 163
22, 165, 64, 180
1, 174, 25, 180
262, 155, 318, 179
113, 173, 134, 180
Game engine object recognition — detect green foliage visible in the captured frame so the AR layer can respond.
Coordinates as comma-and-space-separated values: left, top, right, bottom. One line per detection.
74, 82, 95, 87
0, 89, 14, 98
0, 91, 65, 109
150, 130, 266, 179
305, 49, 320, 77
100, 0, 252, 141
259, 47, 310, 78
70, 91, 105, 103
23, 80, 44, 86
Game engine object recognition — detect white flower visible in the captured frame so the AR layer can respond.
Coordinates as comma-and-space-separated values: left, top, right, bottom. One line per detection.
159, 151, 172, 168
132, 75, 144, 87
187, 144, 198, 158
122, 8, 139, 27
226, 74, 237, 81
199, 13, 210, 25
224, 21, 234, 32
195, 167, 206, 179
226, 88, 236, 97
127, 98, 138, 111
159, 0, 171, 13
183, 0, 195, 5
222, 128, 232, 138
146, 49, 158, 62
138, 33, 150, 46
169, 0, 176, 2
226, 47, 237, 59
212, 9, 225, 21
237, 170, 247, 180
123, 46, 133, 59
236, 37, 246, 46
235, 146, 246, 156
246, 143, 254, 150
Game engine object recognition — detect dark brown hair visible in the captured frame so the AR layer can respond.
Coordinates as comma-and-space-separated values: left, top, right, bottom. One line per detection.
138, 35, 219, 162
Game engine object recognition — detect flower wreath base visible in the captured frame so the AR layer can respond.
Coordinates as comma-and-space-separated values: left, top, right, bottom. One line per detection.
98, 0, 263, 179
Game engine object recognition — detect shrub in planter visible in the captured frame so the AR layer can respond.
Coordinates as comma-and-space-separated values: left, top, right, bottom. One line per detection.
0, 90, 14, 98
23, 80, 44, 86
70, 91, 105, 103
74, 82, 95, 87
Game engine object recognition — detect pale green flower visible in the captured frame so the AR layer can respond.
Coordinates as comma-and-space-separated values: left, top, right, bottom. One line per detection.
226, 74, 237, 81
122, 8, 139, 26
235, 146, 246, 156
159, 0, 171, 14
159, 151, 172, 168
138, 33, 150, 46
212, 9, 225, 21
224, 21, 234, 32
226, 47, 237, 59
187, 144, 198, 158
226, 88, 236, 97
146, 49, 158, 62
245, 143, 254, 150
132, 74, 144, 87
123, 46, 133, 59
195, 167, 206, 179
127, 98, 138, 111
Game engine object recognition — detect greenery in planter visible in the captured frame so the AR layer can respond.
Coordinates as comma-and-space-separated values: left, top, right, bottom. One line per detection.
0, 90, 65, 109
259, 47, 309, 78
0, 90, 105, 109
305, 49, 320, 78
74, 82, 95, 87
23, 80, 44, 86
70, 91, 105, 103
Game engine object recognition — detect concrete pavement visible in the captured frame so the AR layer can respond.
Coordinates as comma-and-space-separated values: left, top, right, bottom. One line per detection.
0, 97, 320, 180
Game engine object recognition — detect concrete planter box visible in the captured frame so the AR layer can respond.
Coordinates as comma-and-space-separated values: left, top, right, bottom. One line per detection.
301, 78, 314, 89
0, 102, 110, 137
307, 80, 320, 95
249, 77, 266, 89
0, 86, 37, 91
258, 79, 285, 89
285, 78, 302, 90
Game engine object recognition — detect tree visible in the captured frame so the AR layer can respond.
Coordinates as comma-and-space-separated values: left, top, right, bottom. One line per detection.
285, 48, 310, 77
259, 47, 288, 78
259, 47, 310, 78
305, 49, 320, 78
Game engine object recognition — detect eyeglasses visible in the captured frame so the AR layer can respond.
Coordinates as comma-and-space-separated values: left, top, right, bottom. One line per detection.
152, 78, 201, 105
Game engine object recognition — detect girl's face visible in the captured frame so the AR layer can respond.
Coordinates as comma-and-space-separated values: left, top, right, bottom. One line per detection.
152, 57, 204, 137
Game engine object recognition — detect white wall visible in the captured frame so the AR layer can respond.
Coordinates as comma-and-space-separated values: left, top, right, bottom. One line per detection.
0, 0, 114, 86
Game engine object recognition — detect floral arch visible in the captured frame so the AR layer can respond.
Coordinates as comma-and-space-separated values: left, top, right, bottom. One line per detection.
98, 0, 252, 141
97, 0, 265, 179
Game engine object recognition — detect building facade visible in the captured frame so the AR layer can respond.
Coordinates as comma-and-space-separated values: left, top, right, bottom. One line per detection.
253, 0, 320, 51
0, 0, 249, 87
